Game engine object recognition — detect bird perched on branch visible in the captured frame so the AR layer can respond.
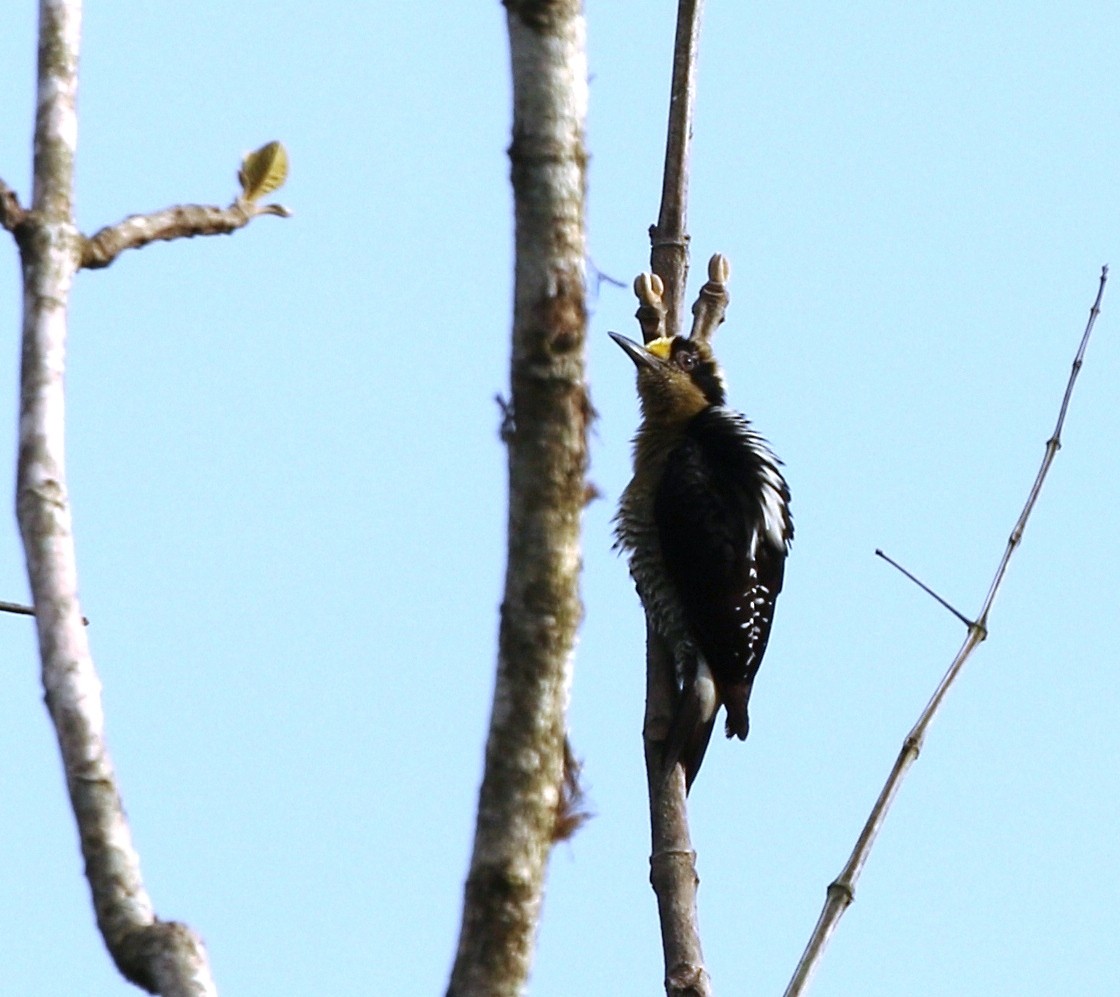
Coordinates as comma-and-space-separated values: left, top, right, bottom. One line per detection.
613, 256, 792, 792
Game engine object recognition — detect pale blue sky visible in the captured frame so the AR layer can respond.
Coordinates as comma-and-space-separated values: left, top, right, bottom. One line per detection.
1, 3, 1117, 995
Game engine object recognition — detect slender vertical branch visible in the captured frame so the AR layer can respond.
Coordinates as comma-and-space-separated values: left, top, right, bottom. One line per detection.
643, 2, 711, 996
15, 3, 216, 994
784, 266, 1109, 997
447, 2, 589, 995
650, 0, 703, 340
645, 624, 711, 997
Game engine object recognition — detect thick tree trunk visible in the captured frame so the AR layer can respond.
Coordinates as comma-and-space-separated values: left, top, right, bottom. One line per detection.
447, 3, 589, 995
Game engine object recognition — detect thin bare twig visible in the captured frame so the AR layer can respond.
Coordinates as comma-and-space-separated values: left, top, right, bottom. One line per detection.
976, 265, 1108, 631
874, 549, 972, 627
1, 599, 88, 626
785, 266, 1109, 997
643, 2, 711, 995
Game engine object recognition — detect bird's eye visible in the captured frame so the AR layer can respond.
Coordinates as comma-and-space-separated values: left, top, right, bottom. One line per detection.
676, 352, 697, 372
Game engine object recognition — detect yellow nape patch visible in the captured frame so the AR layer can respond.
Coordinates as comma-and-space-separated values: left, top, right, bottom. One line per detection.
646, 337, 674, 360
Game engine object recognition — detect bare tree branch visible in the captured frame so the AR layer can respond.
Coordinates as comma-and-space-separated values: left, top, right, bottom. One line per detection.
4, 176, 289, 272
80, 198, 290, 269
7, 3, 301, 994
784, 266, 1110, 997
649, 0, 703, 340
641, 2, 711, 995
645, 627, 711, 997
446, 2, 589, 994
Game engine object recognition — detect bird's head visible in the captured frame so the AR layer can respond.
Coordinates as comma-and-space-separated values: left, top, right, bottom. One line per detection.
610, 332, 727, 424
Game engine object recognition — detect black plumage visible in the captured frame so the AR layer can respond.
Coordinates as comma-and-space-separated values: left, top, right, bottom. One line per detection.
613, 331, 792, 790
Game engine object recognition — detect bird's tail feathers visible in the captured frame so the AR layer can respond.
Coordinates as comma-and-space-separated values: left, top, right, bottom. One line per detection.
661, 683, 719, 793
722, 681, 753, 740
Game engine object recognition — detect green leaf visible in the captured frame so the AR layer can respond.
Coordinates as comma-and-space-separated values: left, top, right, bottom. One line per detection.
238, 141, 289, 202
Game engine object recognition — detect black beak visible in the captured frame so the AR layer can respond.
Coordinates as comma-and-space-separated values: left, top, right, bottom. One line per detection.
609, 331, 665, 371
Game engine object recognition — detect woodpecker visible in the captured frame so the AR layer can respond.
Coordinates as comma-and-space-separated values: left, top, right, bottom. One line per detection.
613, 325, 792, 791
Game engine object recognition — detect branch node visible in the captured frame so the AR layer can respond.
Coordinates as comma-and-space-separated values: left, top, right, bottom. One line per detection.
0, 177, 30, 239
666, 960, 713, 997
826, 878, 855, 906
649, 231, 690, 251
902, 731, 922, 757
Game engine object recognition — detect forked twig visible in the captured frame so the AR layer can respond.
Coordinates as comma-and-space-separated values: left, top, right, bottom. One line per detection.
784, 266, 1109, 996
